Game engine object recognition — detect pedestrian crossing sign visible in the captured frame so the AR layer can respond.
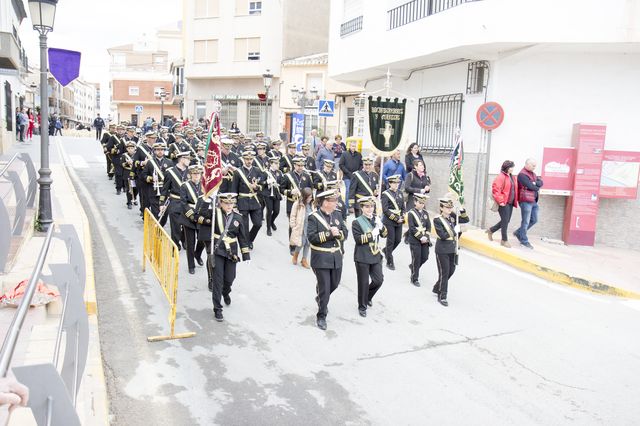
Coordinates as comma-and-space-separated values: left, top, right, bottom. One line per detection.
318, 100, 335, 117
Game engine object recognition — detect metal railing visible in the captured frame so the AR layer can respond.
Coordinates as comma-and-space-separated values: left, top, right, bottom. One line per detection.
340, 15, 363, 37
0, 224, 88, 426
388, 0, 482, 30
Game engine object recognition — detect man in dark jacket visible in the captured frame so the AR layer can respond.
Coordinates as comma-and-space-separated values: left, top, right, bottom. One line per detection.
339, 140, 363, 212
514, 158, 543, 249
93, 114, 105, 140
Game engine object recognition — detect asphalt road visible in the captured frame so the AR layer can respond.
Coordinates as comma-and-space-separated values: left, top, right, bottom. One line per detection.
52, 136, 640, 425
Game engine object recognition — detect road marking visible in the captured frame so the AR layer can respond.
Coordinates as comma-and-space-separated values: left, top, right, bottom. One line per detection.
69, 154, 89, 169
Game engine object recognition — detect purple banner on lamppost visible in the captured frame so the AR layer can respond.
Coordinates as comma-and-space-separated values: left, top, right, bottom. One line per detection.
48, 48, 81, 87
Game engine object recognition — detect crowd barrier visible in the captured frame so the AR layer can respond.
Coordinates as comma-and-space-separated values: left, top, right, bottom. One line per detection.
142, 208, 195, 342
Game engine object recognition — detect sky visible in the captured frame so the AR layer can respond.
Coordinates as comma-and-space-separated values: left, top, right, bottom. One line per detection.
19, 0, 182, 114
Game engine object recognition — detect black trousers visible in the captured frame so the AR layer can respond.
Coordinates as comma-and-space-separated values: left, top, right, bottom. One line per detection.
96, 128, 103, 140
114, 164, 125, 192
138, 180, 148, 214
148, 192, 168, 226
106, 154, 114, 177
490, 204, 514, 242
183, 226, 205, 269
355, 262, 383, 311
212, 254, 237, 313
204, 241, 213, 290
167, 201, 183, 248
409, 243, 429, 283
313, 267, 342, 320
240, 208, 262, 243
434, 252, 456, 299
265, 197, 280, 230
384, 222, 403, 265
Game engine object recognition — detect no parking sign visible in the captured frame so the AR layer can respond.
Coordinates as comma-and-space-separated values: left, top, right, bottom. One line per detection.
476, 102, 504, 131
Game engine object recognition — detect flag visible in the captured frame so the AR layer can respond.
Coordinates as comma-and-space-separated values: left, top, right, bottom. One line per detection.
48, 48, 81, 87
448, 134, 464, 205
202, 113, 223, 197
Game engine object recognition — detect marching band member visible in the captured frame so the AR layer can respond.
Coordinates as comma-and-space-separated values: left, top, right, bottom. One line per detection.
312, 159, 338, 192
262, 152, 283, 236
381, 174, 405, 270
348, 157, 378, 217
231, 149, 266, 250
406, 193, 431, 287
140, 142, 173, 225
180, 165, 206, 274
121, 141, 138, 210
133, 131, 157, 217
101, 123, 116, 179
161, 152, 191, 248
279, 142, 297, 174
220, 139, 241, 193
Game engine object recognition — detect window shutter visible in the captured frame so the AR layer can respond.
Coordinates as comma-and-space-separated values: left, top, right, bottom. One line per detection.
207, 40, 219, 62
208, 0, 220, 17
194, 40, 207, 62
234, 38, 246, 61
235, 0, 248, 15
247, 37, 260, 53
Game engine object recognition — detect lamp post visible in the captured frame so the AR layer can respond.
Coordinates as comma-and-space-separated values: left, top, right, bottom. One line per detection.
262, 70, 273, 137
156, 87, 168, 126
28, 0, 58, 231
290, 85, 318, 136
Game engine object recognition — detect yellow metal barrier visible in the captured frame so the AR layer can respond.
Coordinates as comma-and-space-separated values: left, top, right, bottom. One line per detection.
142, 208, 196, 342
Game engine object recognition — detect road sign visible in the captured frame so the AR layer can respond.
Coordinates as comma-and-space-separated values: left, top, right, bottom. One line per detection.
318, 100, 334, 117
476, 101, 504, 131
135, 105, 143, 114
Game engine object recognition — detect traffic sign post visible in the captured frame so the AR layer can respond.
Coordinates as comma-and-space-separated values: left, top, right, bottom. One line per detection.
476, 101, 505, 228
318, 100, 334, 117
135, 105, 143, 114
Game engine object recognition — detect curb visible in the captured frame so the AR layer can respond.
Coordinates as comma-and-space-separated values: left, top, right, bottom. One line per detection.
459, 235, 640, 300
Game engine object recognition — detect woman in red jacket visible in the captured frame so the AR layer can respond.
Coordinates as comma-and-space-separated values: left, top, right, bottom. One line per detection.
487, 160, 518, 247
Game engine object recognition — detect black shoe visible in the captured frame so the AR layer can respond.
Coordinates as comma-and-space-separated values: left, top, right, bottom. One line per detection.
316, 318, 327, 330
116, 189, 121, 195
432, 286, 439, 295
412, 280, 421, 287
127, 204, 132, 210
188, 268, 195, 275
387, 262, 395, 271
196, 257, 204, 266
359, 309, 367, 317
367, 300, 373, 307
133, 201, 138, 206
214, 310, 224, 322
267, 228, 272, 236
223, 295, 231, 306
108, 176, 113, 180
271, 224, 277, 231
438, 298, 449, 307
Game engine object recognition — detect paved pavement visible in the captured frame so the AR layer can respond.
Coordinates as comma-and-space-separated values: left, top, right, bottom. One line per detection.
50, 136, 640, 424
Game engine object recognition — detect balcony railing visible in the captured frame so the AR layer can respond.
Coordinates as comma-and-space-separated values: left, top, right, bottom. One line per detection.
388, 0, 482, 30
340, 15, 363, 37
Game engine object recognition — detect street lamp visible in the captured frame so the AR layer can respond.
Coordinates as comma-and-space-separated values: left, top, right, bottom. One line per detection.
155, 87, 168, 126
290, 85, 317, 133
262, 70, 273, 137
28, 0, 58, 231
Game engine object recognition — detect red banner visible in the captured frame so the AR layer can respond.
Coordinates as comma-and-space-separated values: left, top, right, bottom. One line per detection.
202, 113, 222, 198
541, 147, 576, 195
599, 150, 640, 199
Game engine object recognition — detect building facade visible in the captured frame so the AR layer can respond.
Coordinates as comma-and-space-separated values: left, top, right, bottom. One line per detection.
182, 0, 329, 137
328, 0, 640, 249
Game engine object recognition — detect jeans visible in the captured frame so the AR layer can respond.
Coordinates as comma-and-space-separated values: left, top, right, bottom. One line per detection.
343, 178, 351, 210
515, 202, 539, 244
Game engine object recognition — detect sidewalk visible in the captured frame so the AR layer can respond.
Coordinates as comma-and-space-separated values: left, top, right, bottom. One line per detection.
0, 137, 108, 425
460, 228, 640, 299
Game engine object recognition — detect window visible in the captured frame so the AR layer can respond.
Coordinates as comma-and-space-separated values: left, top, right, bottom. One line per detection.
128, 86, 140, 96
234, 37, 260, 61
195, 101, 207, 120
194, 39, 218, 63
195, 0, 219, 18
306, 74, 323, 98
112, 54, 126, 66
466, 61, 489, 95
249, 1, 262, 14
247, 100, 271, 133
218, 100, 238, 128
416, 93, 463, 154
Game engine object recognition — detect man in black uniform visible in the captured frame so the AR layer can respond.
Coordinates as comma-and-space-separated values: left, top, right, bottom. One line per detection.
220, 139, 240, 193
194, 194, 214, 291
180, 165, 206, 274
279, 142, 297, 174
121, 141, 138, 209
269, 139, 283, 159
231, 150, 266, 249
168, 133, 191, 162
301, 142, 316, 172
312, 159, 338, 192
254, 142, 269, 172
262, 153, 283, 236
133, 131, 157, 217
405, 193, 432, 287
349, 157, 378, 217
160, 151, 191, 248
381, 174, 405, 270
433, 197, 469, 306
308, 188, 349, 331
208, 193, 250, 322
141, 142, 173, 225
282, 156, 312, 217
101, 123, 116, 179
352, 196, 387, 317
106, 124, 126, 194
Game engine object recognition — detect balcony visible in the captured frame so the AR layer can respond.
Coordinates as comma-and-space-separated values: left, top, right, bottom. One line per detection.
388, 0, 482, 30
340, 16, 363, 37
0, 32, 22, 70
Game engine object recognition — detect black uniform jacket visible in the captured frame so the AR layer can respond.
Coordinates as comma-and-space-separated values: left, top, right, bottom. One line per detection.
381, 189, 405, 225
180, 180, 202, 229
282, 170, 312, 202
261, 168, 284, 200
348, 170, 378, 205
220, 151, 241, 193
305, 156, 316, 172
352, 215, 388, 264
194, 197, 213, 242
100, 131, 112, 152
106, 133, 125, 158
279, 154, 295, 174
406, 208, 432, 246
160, 165, 188, 204
211, 208, 251, 261
231, 165, 265, 211
307, 208, 348, 269
120, 151, 137, 178
141, 156, 173, 189
312, 170, 337, 191
434, 210, 470, 254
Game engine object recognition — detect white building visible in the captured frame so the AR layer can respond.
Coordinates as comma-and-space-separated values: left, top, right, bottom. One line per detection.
72, 79, 97, 127
328, 0, 640, 249
182, 0, 329, 137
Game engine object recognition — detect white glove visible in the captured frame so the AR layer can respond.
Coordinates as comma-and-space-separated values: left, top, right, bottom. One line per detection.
375, 216, 383, 229
371, 228, 380, 238
454, 225, 461, 233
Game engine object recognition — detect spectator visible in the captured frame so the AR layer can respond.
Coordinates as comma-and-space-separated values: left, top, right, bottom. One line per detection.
230, 122, 240, 134
404, 143, 424, 173
17, 109, 28, 142
332, 135, 346, 167
289, 187, 314, 268
54, 117, 63, 136
382, 150, 406, 186
487, 160, 519, 248
26, 108, 35, 141
339, 139, 363, 212
514, 158, 543, 249
315, 137, 334, 171
15, 108, 20, 139
404, 159, 431, 210
93, 114, 105, 140
306, 129, 320, 155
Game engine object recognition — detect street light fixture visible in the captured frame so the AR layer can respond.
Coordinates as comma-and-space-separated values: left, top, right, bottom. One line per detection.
262, 69, 273, 137
28, 0, 58, 231
155, 87, 168, 126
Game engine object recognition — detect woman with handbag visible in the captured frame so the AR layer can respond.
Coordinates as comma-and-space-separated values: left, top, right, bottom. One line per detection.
289, 187, 314, 268
487, 160, 519, 247
404, 159, 431, 210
